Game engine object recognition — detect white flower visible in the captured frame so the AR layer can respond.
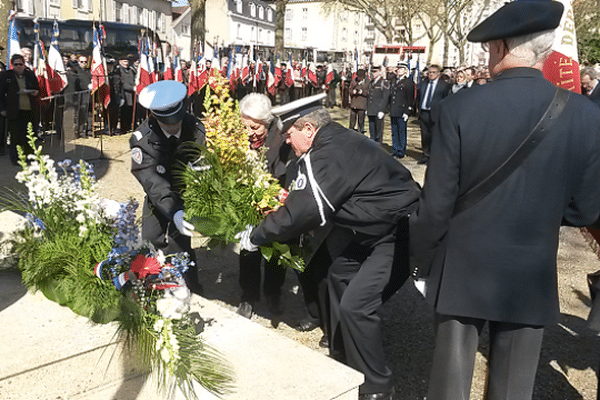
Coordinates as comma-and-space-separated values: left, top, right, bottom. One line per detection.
154, 318, 165, 332
160, 347, 171, 363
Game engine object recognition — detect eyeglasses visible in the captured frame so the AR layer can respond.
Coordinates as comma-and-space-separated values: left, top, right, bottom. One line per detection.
12, 63, 24, 66
79, 61, 87, 64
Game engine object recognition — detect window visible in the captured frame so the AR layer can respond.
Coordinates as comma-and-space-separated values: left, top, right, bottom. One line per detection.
258, 28, 263, 43
251, 26, 256, 42
72, 0, 78, 8
258, 5, 264, 19
49, 0, 59, 4
285, 8, 293, 21
354, 12, 359, 24
267, 8, 273, 21
182, 24, 190, 35
143, 9, 149, 26
115, 2, 122, 22
342, 27, 347, 41
161, 13, 166, 32
237, 23, 242, 39
123, 4, 129, 23
88, 0, 92, 11
250, 3, 256, 17
236, 0, 242, 13
302, 8, 307, 20
341, 10, 348, 21
285, 27, 292, 41
151, 10, 156, 30
301, 27, 307, 41
131, 6, 137, 24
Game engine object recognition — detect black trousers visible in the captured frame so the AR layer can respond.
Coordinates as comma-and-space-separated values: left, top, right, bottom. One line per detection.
141, 198, 201, 293
7, 110, 36, 164
428, 314, 544, 400
419, 110, 433, 160
349, 108, 365, 134
238, 249, 286, 303
328, 231, 397, 395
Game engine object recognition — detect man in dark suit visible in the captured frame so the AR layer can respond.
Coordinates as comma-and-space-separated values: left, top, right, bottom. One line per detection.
581, 67, 600, 108
366, 65, 390, 143
0, 54, 40, 165
416, 64, 450, 164
389, 62, 414, 158
115, 55, 136, 133
410, 2, 600, 399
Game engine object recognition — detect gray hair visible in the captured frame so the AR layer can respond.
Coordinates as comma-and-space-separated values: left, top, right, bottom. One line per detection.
581, 67, 598, 80
505, 29, 556, 66
239, 93, 274, 125
292, 109, 332, 131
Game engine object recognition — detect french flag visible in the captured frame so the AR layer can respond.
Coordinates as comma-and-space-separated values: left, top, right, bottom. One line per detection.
7, 10, 21, 68
285, 54, 294, 87
163, 53, 173, 81
325, 62, 334, 85
267, 60, 277, 95
274, 56, 282, 87
91, 24, 111, 108
135, 38, 151, 94
47, 20, 67, 93
33, 19, 51, 100
301, 57, 307, 79
308, 61, 318, 87
174, 55, 183, 83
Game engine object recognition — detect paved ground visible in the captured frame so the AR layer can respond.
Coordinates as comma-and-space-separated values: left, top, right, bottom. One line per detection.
1, 106, 599, 399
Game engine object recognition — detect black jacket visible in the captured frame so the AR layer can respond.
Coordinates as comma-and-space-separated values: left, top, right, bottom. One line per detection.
130, 113, 206, 220
389, 76, 415, 117
0, 68, 40, 118
252, 122, 420, 247
410, 67, 600, 326
366, 77, 390, 116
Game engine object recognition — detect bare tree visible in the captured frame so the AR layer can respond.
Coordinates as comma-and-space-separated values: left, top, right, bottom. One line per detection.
393, 0, 428, 46
573, 0, 600, 64
444, 0, 491, 66
0, 0, 12, 52
417, 0, 444, 65
274, 0, 287, 58
189, 0, 206, 54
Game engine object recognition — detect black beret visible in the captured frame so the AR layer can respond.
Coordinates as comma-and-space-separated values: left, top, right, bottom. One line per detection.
271, 93, 326, 132
467, 0, 564, 43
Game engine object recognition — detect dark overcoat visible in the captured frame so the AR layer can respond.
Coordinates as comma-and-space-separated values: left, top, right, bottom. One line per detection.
589, 84, 600, 108
409, 67, 600, 326
349, 78, 369, 110
416, 78, 450, 112
366, 77, 390, 116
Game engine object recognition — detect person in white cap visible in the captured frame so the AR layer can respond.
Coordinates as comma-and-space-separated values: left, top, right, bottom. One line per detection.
130, 80, 205, 294
237, 93, 420, 400
389, 62, 414, 158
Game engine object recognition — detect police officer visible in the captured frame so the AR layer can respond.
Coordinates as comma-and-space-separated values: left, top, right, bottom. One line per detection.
238, 93, 420, 400
130, 80, 205, 294
366, 65, 390, 143
389, 62, 414, 158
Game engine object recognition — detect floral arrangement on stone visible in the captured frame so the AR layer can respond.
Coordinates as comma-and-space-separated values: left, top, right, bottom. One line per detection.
176, 74, 304, 271
1, 128, 233, 400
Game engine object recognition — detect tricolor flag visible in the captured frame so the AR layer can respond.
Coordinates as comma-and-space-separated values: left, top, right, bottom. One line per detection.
47, 20, 67, 93
33, 19, 51, 99
267, 60, 277, 95
540, 0, 580, 93
91, 24, 111, 108
241, 53, 250, 83
174, 54, 183, 83
308, 61, 318, 87
301, 57, 307, 79
163, 53, 174, 80
285, 54, 294, 87
274, 56, 282, 87
325, 62, 334, 85
7, 10, 21, 68
352, 49, 359, 80
135, 37, 151, 94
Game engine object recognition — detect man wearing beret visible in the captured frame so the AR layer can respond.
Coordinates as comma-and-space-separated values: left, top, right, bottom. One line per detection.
409, 1, 600, 399
130, 80, 205, 294
238, 93, 420, 400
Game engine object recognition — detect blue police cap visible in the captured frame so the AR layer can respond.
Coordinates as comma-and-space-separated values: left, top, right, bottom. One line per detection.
139, 81, 187, 125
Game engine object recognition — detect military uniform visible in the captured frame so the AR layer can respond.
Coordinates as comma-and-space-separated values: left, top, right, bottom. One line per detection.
366, 75, 390, 143
389, 73, 414, 157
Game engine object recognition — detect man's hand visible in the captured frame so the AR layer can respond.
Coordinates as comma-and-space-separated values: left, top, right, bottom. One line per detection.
0, 110, 5, 117
173, 210, 195, 237
413, 278, 427, 298
377, 111, 384, 119
402, 113, 409, 122
235, 224, 259, 252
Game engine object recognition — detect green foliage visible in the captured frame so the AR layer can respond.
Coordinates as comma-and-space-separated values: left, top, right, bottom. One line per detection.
578, 36, 600, 66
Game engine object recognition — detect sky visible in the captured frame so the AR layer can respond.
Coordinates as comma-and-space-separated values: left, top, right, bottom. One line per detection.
172, 0, 189, 6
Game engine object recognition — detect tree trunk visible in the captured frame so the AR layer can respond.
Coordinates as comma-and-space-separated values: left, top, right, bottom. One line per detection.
274, 0, 287, 58
190, 0, 206, 51
0, 0, 12, 53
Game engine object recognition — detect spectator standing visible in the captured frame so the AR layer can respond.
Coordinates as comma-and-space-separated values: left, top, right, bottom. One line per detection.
0, 54, 40, 165
76, 55, 92, 138
451, 70, 468, 93
410, 1, 600, 399
581, 67, 600, 108
416, 64, 451, 164
115, 55, 136, 133
366, 65, 390, 143
389, 62, 414, 158
349, 69, 368, 134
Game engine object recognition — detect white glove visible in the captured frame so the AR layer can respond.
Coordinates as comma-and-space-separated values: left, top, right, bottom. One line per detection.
173, 210, 195, 237
413, 278, 427, 298
402, 113, 409, 122
377, 111, 384, 119
235, 224, 259, 252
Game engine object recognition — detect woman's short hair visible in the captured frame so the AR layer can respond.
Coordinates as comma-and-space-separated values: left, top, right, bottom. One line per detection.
239, 93, 274, 125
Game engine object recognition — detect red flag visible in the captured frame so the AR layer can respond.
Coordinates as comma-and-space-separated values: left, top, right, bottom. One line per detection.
325, 63, 334, 85
541, 0, 580, 93
163, 54, 173, 80
285, 57, 294, 87
135, 38, 151, 94
47, 21, 67, 93
91, 25, 111, 108
308, 62, 318, 87
274, 57, 282, 87
33, 20, 51, 100
267, 61, 277, 95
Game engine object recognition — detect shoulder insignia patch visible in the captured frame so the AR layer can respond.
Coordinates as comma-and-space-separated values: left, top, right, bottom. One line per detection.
156, 165, 166, 174
294, 172, 307, 191
131, 147, 143, 164
132, 131, 143, 141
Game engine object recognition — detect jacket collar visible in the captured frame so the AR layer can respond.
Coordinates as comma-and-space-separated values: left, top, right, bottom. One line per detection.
493, 67, 544, 81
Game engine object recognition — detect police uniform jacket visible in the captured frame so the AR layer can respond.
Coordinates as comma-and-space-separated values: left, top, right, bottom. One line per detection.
409, 67, 600, 326
366, 76, 390, 116
0, 69, 40, 118
130, 113, 206, 220
389, 76, 415, 117
251, 122, 420, 247
349, 78, 369, 110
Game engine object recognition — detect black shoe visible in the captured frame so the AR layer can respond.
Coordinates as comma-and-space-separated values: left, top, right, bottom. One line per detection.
318, 335, 329, 348
237, 301, 253, 319
294, 318, 319, 332
358, 388, 394, 400
266, 294, 284, 316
